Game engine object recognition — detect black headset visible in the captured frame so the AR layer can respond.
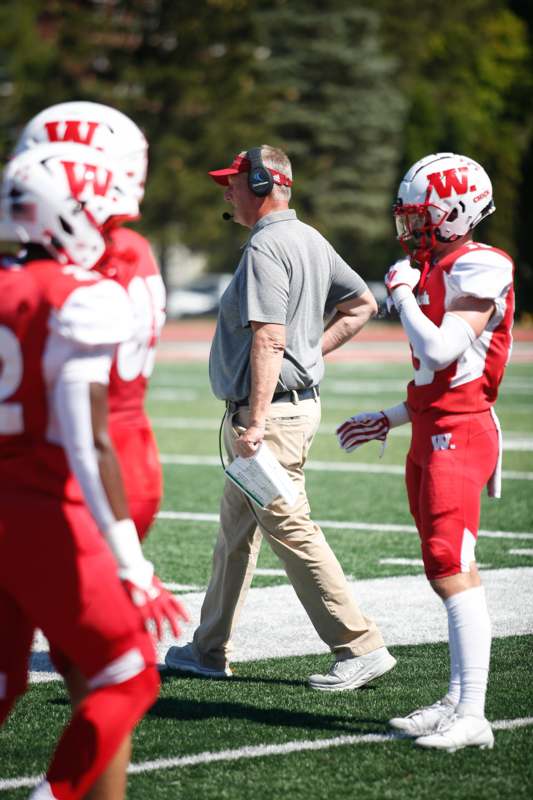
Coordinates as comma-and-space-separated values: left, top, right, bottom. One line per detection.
246, 147, 274, 197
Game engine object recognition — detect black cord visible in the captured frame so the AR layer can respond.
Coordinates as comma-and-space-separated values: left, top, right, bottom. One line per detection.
218, 408, 228, 470
218, 406, 270, 530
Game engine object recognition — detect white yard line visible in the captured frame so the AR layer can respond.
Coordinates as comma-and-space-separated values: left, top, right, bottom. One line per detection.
162, 582, 202, 592
28, 568, 533, 684
158, 510, 533, 540
2, 716, 532, 791
378, 557, 491, 568
159, 453, 533, 482
508, 549, 533, 557
255, 568, 286, 576
152, 418, 533, 451
150, 389, 199, 401
326, 378, 533, 393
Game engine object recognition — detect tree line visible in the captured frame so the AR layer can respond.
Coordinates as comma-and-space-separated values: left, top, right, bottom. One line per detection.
1, 0, 531, 313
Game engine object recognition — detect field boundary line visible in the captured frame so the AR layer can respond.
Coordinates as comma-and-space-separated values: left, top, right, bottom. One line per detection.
159, 454, 533, 482
151, 418, 533, 451
157, 511, 533, 540
2, 717, 532, 791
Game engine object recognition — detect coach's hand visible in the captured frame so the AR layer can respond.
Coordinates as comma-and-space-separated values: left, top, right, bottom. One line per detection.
234, 424, 265, 458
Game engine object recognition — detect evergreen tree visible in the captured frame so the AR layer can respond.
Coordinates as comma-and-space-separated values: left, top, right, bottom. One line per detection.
0, 0, 270, 274
380, 0, 532, 267
254, 0, 406, 274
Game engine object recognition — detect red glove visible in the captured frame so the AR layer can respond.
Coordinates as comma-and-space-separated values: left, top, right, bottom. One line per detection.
336, 411, 390, 453
122, 575, 189, 641
104, 519, 189, 640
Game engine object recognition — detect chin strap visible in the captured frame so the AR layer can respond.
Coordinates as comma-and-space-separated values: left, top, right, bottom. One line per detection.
416, 255, 432, 292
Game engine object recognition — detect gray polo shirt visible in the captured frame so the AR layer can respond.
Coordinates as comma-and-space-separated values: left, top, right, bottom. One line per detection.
209, 209, 368, 402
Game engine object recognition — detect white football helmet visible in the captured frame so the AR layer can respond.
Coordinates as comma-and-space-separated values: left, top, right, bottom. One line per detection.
393, 153, 495, 261
13, 101, 148, 205
0, 142, 139, 269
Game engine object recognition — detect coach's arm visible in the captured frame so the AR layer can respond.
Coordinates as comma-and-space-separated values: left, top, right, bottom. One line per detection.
322, 289, 377, 356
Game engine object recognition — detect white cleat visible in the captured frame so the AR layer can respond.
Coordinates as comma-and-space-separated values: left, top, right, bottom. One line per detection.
415, 713, 495, 752
164, 642, 233, 678
389, 699, 456, 737
308, 646, 396, 692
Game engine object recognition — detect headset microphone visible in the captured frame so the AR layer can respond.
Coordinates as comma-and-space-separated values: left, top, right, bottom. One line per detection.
222, 212, 233, 221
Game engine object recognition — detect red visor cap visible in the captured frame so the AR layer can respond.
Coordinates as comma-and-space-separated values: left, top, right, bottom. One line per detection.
208, 154, 248, 186
208, 154, 292, 187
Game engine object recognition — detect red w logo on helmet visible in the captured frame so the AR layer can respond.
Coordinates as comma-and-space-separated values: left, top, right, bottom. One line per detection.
61, 161, 113, 199
44, 120, 100, 146
427, 167, 469, 199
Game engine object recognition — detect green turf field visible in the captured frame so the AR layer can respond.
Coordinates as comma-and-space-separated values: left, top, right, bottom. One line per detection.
1, 356, 531, 798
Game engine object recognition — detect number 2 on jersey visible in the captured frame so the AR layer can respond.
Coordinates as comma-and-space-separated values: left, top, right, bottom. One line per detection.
0, 325, 24, 433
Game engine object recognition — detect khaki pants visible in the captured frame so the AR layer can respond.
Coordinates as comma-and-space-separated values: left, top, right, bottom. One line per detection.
193, 396, 384, 670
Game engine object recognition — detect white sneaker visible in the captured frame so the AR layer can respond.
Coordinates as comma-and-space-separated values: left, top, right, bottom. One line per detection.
389, 699, 456, 737
308, 646, 396, 692
415, 713, 494, 752
164, 643, 233, 678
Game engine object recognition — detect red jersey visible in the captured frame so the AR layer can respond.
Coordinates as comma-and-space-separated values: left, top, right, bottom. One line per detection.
97, 227, 166, 425
0, 257, 131, 500
407, 242, 514, 414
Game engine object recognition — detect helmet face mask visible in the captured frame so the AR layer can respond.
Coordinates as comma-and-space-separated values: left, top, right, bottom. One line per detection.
0, 142, 139, 269
393, 153, 495, 262
13, 101, 148, 206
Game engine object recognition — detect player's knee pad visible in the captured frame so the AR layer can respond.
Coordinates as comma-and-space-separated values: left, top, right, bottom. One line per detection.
87, 642, 157, 691
44, 665, 160, 799
422, 533, 461, 580
87, 662, 159, 732
422, 522, 478, 580
130, 662, 160, 712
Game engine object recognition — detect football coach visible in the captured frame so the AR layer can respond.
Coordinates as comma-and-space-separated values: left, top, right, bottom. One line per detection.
165, 144, 396, 691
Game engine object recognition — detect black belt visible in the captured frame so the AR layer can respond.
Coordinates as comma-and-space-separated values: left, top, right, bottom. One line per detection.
227, 385, 319, 411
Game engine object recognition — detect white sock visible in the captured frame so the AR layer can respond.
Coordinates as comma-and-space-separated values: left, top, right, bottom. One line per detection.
28, 780, 57, 799
444, 612, 461, 706
444, 586, 491, 718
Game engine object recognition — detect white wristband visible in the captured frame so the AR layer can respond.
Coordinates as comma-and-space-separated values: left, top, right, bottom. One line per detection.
104, 518, 154, 589
382, 402, 410, 428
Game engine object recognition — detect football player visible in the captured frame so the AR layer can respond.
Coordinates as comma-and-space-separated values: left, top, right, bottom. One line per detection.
0, 144, 186, 799
337, 153, 514, 751
14, 101, 165, 541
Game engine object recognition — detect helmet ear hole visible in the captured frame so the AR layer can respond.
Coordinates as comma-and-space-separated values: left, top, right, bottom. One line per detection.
59, 216, 73, 235
447, 208, 459, 223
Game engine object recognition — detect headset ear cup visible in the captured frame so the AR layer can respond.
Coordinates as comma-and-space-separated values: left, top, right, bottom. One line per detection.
247, 147, 274, 197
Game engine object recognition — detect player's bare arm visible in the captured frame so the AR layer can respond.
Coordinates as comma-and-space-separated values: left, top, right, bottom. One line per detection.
322, 288, 377, 355
234, 321, 286, 458
447, 295, 495, 336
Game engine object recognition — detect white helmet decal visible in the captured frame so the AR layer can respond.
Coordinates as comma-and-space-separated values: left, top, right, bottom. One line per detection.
0, 142, 139, 269
13, 101, 148, 205
393, 153, 495, 262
